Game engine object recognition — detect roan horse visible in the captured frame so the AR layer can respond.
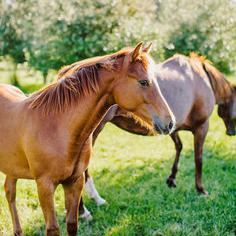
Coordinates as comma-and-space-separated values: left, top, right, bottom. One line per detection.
79, 53, 236, 220
0, 42, 175, 236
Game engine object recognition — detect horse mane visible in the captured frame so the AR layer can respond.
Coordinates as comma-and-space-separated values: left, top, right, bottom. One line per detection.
28, 48, 132, 114
189, 52, 233, 104
57, 47, 132, 79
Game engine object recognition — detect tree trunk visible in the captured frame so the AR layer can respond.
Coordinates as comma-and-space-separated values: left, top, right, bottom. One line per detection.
10, 63, 20, 87
43, 72, 47, 84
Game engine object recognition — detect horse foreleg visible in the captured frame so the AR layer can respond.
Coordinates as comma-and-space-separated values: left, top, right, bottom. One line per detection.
85, 170, 106, 206
193, 121, 209, 195
79, 196, 93, 221
63, 175, 84, 236
80, 172, 105, 223
92, 105, 118, 145
79, 170, 91, 220
79, 168, 105, 221
4, 176, 22, 236
166, 132, 183, 188
36, 178, 59, 236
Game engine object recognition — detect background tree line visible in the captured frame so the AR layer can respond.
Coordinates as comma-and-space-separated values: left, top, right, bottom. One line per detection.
0, 0, 236, 84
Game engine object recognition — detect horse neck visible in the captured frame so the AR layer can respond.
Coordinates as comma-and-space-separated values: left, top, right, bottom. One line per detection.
65, 70, 116, 152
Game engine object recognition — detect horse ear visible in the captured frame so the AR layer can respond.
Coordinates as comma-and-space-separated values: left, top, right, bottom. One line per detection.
143, 42, 152, 54
131, 42, 143, 62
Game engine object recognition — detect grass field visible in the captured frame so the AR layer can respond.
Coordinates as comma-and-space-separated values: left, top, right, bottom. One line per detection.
0, 65, 235, 235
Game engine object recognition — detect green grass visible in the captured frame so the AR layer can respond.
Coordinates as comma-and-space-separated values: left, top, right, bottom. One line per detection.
0, 110, 235, 236
0, 61, 55, 93
0, 64, 235, 235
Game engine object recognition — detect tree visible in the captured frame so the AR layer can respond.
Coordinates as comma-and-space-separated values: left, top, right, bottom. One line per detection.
157, 0, 236, 73
26, 0, 162, 80
1, 0, 235, 84
0, 1, 26, 85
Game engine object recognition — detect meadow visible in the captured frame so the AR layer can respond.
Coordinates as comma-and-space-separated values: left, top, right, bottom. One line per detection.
0, 66, 235, 236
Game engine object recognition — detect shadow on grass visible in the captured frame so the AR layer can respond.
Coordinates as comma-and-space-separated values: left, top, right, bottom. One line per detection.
22, 146, 236, 236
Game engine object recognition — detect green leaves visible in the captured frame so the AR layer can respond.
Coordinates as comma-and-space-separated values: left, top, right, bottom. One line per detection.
1, 0, 236, 82
159, 0, 236, 73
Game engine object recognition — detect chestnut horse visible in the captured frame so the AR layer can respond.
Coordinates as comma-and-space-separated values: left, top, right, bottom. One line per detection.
0, 42, 175, 236
79, 53, 236, 220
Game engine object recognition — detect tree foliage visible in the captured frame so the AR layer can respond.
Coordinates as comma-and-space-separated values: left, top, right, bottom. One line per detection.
0, 0, 236, 82
0, 4, 25, 63
11, 0, 161, 77
158, 0, 236, 73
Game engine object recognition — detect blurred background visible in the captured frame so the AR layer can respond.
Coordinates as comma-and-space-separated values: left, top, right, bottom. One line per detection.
0, 1, 236, 236
0, 0, 236, 92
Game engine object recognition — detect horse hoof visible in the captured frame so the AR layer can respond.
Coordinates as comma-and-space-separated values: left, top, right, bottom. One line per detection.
80, 209, 93, 221
14, 230, 23, 236
166, 177, 176, 188
96, 197, 106, 206
46, 228, 60, 236
197, 188, 209, 196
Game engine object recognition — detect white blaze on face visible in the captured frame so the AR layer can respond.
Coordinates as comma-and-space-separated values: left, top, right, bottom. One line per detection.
146, 55, 157, 83
145, 54, 176, 133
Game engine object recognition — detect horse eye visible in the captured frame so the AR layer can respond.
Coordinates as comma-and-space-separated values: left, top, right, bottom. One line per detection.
138, 80, 149, 87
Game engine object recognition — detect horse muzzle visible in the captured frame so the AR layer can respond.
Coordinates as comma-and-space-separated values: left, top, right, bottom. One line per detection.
226, 128, 236, 136
153, 116, 175, 135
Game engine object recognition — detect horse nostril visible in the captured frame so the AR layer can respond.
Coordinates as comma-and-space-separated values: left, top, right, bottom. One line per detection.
154, 123, 162, 134
168, 121, 174, 131
226, 129, 236, 136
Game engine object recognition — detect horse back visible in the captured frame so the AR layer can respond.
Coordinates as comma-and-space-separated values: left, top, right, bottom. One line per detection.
157, 57, 215, 128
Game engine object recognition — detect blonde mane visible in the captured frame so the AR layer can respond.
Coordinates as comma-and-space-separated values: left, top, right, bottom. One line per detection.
28, 48, 133, 114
